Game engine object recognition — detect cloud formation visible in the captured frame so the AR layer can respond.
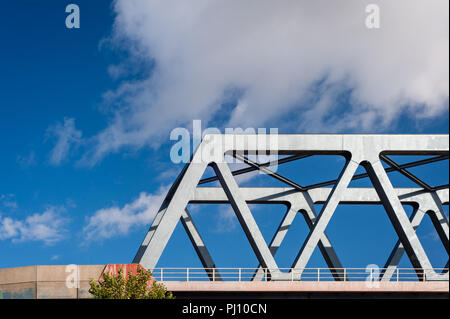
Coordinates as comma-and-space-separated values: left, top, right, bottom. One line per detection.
82, 0, 448, 164
83, 187, 168, 242
0, 194, 18, 210
0, 207, 69, 245
213, 207, 238, 233
16, 151, 37, 169
47, 118, 82, 166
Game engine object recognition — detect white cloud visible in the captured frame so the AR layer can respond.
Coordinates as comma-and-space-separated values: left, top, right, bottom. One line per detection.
214, 206, 238, 233
47, 118, 82, 166
81, 0, 448, 164
83, 187, 168, 242
16, 151, 37, 169
0, 194, 18, 210
0, 207, 69, 245
156, 167, 181, 182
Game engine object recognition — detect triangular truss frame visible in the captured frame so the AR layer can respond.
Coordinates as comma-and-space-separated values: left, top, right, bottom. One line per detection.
133, 134, 449, 281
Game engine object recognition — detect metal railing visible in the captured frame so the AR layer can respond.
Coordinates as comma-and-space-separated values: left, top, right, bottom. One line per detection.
148, 267, 449, 282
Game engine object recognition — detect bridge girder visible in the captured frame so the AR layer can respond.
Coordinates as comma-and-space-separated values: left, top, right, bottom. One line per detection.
133, 134, 449, 281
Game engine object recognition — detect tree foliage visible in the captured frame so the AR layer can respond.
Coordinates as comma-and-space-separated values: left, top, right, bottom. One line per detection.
89, 267, 174, 299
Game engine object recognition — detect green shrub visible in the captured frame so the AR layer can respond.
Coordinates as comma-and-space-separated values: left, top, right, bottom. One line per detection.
89, 267, 174, 299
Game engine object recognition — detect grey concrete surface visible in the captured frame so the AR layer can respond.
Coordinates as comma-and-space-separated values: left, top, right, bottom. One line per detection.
0, 265, 104, 299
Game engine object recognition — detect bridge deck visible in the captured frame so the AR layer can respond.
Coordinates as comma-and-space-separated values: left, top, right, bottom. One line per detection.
0, 265, 448, 299
162, 280, 448, 293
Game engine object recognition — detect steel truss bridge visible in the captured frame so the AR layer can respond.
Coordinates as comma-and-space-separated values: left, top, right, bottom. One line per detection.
133, 135, 449, 283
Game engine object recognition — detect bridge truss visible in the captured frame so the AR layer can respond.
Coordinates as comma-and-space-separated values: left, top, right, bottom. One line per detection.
133, 135, 449, 281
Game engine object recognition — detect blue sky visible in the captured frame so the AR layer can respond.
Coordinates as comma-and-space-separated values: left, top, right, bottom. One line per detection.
0, 1, 448, 274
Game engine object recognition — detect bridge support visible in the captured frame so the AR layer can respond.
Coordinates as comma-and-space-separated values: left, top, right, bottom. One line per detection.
133, 135, 449, 281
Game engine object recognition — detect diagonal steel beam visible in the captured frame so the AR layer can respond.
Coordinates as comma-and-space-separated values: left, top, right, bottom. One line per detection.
291, 159, 360, 274
135, 134, 449, 281
380, 155, 433, 191
381, 198, 449, 281
198, 154, 312, 185
133, 160, 209, 269
305, 155, 449, 190
232, 153, 307, 191
211, 161, 280, 276
252, 201, 345, 281
220, 153, 448, 195
191, 186, 448, 281
180, 208, 222, 281
364, 160, 436, 279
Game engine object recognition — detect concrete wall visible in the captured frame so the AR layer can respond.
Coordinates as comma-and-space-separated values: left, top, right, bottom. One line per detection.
0, 265, 104, 299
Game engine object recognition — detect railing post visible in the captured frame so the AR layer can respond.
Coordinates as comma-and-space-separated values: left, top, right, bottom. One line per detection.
396, 268, 399, 282
212, 268, 215, 282
187, 268, 189, 282
291, 269, 294, 282
265, 268, 268, 282
317, 268, 320, 282
238, 268, 241, 282
343, 268, 346, 281
161, 268, 163, 282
